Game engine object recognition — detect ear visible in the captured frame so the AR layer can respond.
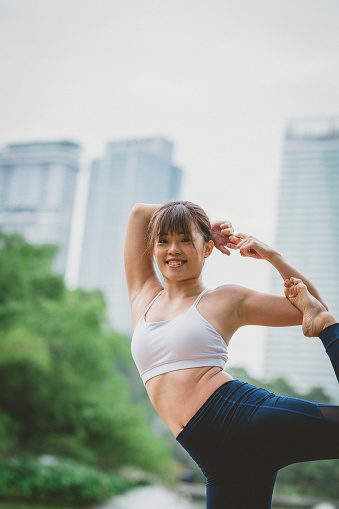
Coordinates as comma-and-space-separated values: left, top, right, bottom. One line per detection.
204, 240, 214, 258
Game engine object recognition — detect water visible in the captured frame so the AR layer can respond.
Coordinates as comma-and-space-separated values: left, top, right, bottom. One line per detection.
96, 485, 300, 509
97, 485, 205, 509
0, 486, 205, 509
1, 486, 336, 509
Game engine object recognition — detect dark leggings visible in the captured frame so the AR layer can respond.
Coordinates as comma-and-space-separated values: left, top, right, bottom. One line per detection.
176, 323, 339, 508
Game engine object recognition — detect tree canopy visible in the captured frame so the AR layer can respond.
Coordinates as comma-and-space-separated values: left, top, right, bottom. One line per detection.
0, 230, 172, 474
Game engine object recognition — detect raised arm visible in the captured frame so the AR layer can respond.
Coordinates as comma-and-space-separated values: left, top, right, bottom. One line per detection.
124, 203, 162, 304
227, 233, 327, 307
224, 232, 327, 328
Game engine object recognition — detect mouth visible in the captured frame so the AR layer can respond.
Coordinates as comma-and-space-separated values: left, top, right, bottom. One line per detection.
166, 260, 187, 267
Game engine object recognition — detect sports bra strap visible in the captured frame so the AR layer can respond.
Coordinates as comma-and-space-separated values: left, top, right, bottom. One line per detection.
193, 288, 208, 307
144, 288, 208, 316
143, 290, 163, 316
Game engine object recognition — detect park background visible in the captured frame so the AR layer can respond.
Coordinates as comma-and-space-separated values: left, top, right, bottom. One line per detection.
0, 1, 339, 508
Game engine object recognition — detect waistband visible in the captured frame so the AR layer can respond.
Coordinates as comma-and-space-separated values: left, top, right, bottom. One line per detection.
176, 379, 241, 443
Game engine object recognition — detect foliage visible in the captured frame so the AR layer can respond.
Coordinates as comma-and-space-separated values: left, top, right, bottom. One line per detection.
0, 456, 135, 505
1, 229, 337, 500
277, 459, 339, 499
0, 411, 20, 454
0, 230, 173, 475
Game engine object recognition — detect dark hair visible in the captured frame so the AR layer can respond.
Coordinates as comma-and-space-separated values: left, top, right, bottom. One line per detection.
146, 201, 211, 253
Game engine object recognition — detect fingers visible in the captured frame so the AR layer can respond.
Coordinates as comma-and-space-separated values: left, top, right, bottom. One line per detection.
226, 233, 248, 245
218, 245, 231, 256
216, 227, 264, 259
213, 222, 234, 256
226, 234, 263, 259
220, 221, 233, 230
220, 222, 234, 236
225, 234, 243, 250
228, 234, 252, 251
226, 240, 239, 250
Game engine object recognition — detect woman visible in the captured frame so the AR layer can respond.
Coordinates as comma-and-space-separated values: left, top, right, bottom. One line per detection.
124, 201, 339, 508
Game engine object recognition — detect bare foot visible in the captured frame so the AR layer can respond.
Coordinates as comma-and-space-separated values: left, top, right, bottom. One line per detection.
284, 277, 336, 337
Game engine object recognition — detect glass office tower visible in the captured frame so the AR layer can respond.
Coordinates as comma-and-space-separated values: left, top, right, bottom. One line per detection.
264, 118, 339, 401
79, 137, 183, 333
0, 141, 81, 274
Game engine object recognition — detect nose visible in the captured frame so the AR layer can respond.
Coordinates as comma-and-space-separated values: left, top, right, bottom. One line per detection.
168, 240, 182, 254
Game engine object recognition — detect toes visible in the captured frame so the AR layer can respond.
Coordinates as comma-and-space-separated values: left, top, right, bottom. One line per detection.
296, 281, 307, 291
290, 277, 303, 285
285, 277, 308, 296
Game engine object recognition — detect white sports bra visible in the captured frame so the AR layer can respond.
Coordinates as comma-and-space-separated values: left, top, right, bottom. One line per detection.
131, 288, 229, 385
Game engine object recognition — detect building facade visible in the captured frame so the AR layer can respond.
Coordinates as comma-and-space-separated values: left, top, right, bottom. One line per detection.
264, 117, 339, 401
0, 141, 81, 274
79, 137, 182, 333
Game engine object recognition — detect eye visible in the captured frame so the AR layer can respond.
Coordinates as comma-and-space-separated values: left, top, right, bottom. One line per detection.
158, 239, 167, 244
182, 238, 192, 242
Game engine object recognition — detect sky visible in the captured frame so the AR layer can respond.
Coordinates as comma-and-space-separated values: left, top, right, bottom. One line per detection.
1, 0, 338, 376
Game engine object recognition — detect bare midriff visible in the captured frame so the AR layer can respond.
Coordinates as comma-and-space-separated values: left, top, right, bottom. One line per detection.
145, 366, 234, 437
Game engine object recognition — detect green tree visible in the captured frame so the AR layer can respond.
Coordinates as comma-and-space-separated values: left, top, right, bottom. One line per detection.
0, 230, 173, 475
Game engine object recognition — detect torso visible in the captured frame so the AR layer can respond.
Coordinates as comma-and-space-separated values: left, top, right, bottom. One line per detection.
145, 366, 234, 437
132, 285, 241, 437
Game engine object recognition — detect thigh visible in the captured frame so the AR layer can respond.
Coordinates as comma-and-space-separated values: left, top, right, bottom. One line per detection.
204, 392, 339, 508
176, 381, 339, 506
199, 385, 339, 472
248, 394, 339, 471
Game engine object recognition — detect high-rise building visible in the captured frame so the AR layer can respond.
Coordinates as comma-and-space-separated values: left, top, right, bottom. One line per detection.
0, 140, 81, 274
264, 117, 339, 402
79, 137, 183, 333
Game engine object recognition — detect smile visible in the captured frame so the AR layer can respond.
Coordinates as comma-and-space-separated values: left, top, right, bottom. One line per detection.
166, 260, 187, 267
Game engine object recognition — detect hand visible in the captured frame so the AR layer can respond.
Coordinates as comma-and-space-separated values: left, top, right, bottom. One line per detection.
210, 221, 234, 256
227, 233, 275, 260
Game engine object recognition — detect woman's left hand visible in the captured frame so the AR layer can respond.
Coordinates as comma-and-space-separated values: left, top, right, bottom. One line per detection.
211, 221, 234, 255
227, 233, 275, 260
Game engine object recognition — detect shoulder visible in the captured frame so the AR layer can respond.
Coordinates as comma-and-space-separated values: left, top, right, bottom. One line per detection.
198, 285, 249, 339
205, 284, 249, 318
208, 284, 250, 304
207, 284, 253, 322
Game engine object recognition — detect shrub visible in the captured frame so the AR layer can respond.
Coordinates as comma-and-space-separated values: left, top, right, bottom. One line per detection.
0, 456, 136, 506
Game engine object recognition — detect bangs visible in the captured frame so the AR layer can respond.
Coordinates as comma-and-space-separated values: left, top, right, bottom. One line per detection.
146, 200, 211, 254
155, 205, 195, 240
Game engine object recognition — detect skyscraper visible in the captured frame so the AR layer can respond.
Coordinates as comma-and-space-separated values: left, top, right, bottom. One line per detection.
79, 137, 183, 333
264, 117, 339, 401
0, 140, 81, 274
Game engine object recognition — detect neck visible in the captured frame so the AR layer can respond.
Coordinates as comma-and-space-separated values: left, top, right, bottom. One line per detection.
162, 277, 205, 301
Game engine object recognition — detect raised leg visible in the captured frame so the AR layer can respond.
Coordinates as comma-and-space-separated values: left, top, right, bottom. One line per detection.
284, 277, 339, 382
319, 323, 339, 384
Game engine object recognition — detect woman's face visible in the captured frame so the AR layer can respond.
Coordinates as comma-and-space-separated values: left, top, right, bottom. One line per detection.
152, 227, 213, 282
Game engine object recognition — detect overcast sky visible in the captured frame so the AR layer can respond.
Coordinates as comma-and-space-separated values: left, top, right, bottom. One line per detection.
1, 0, 338, 376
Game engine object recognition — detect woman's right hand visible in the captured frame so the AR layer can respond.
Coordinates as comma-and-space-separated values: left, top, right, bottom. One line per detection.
227, 233, 276, 260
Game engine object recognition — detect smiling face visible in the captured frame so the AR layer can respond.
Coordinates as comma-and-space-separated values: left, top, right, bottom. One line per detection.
147, 201, 214, 282
153, 227, 213, 282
